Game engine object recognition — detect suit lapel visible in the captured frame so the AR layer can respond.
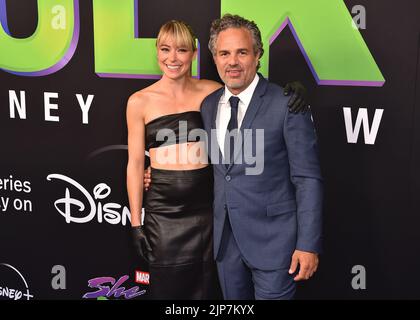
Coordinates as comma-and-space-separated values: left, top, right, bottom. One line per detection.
227, 74, 268, 172
210, 88, 224, 131
239, 74, 268, 131
209, 88, 225, 169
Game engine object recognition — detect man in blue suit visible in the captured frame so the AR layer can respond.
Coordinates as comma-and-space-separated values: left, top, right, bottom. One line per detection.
200, 14, 323, 300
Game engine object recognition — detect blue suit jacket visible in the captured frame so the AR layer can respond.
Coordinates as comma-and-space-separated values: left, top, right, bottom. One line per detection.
200, 74, 323, 270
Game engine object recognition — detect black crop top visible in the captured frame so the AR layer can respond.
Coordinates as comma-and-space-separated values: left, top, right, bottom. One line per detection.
145, 111, 204, 151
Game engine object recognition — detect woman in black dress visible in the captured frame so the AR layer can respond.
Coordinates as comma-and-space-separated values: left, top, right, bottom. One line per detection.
126, 20, 222, 299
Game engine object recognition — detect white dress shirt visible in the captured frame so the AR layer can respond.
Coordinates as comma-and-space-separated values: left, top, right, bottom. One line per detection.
216, 73, 260, 158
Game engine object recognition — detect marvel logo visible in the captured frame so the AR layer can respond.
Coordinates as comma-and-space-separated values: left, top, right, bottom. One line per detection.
135, 271, 150, 285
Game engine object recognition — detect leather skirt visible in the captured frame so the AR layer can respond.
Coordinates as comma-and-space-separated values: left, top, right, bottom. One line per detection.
143, 165, 222, 299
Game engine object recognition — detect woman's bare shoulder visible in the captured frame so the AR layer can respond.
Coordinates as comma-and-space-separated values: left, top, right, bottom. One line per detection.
127, 82, 163, 108
126, 89, 152, 120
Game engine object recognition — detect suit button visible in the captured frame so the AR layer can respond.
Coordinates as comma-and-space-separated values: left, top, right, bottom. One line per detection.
224, 204, 227, 209
225, 175, 231, 181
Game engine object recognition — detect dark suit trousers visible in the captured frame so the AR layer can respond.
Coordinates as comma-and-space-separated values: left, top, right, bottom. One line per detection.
216, 214, 296, 300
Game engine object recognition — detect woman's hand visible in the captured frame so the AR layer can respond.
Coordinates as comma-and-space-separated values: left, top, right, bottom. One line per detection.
144, 166, 151, 191
132, 225, 152, 261
284, 81, 309, 114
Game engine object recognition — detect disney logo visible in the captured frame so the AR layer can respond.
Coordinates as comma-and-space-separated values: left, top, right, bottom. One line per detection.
46, 174, 131, 225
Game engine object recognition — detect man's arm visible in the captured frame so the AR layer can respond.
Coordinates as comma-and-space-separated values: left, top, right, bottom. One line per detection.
283, 106, 323, 280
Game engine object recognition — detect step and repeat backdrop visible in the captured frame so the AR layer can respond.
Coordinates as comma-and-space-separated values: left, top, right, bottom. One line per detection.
1, 0, 420, 300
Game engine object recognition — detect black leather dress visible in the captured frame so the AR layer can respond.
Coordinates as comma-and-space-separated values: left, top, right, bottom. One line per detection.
143, 111, 221, 299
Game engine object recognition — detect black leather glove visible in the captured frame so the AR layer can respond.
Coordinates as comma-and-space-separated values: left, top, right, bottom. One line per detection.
283, 81, 309, 114
132, 225, 152, 261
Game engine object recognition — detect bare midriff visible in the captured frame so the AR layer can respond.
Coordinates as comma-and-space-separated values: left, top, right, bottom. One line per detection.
149, 141, 209, 170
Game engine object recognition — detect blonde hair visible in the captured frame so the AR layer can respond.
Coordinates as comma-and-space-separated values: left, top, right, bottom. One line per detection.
156, 20, 197, 51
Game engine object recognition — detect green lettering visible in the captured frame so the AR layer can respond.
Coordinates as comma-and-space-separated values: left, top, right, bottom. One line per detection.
93, 0, 198, 78
222, 0, 385, 86
0, 0, 78, 76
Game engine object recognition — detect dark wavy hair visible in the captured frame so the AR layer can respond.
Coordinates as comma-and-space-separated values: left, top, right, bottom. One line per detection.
208, 14, 264, 70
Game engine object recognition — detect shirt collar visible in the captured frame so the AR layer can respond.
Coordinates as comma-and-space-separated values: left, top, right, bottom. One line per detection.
221, 73, 260, 105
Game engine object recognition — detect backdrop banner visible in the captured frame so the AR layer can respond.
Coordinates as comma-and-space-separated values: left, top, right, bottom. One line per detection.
0, 0, 419, 300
